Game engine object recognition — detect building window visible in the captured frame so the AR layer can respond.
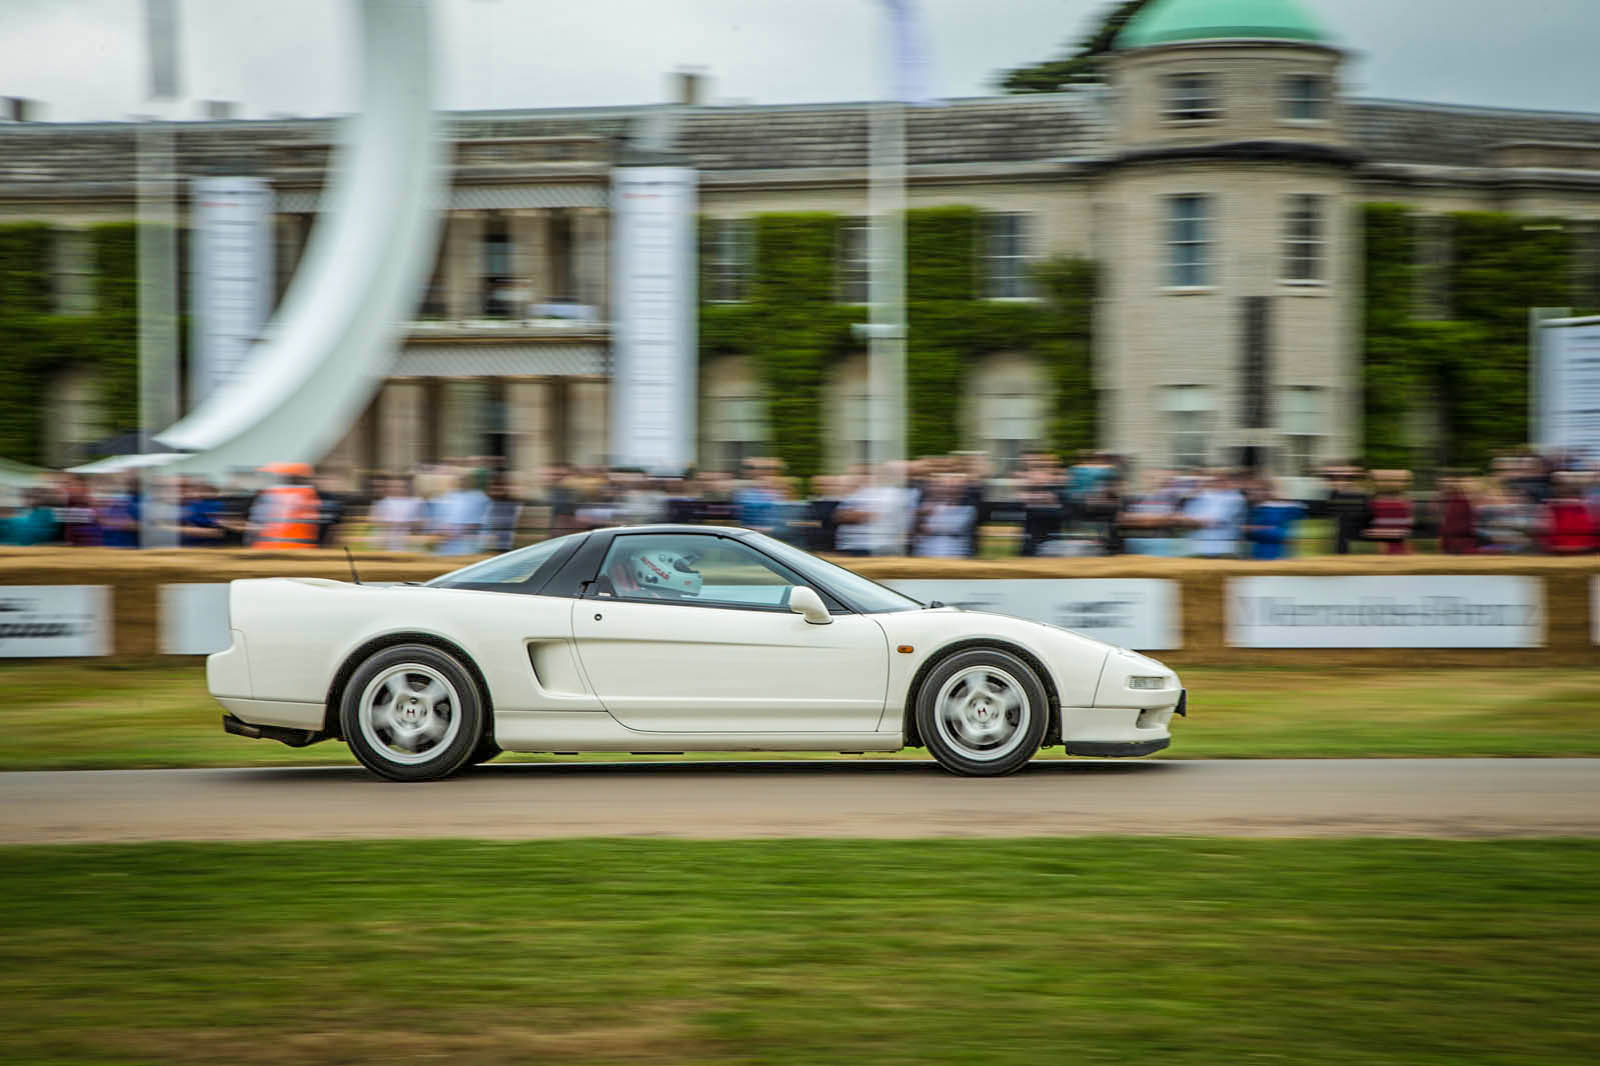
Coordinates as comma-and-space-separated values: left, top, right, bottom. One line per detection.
1280, 386, 1325, 476
52, 228, 95, 316
843, 387, 871, 468
708, 390, 767, 472
1282, 195, 1326, 283
1162, 385, 1215, 470
1166, 194, 1212, 288
983, 213, 1033, 299
972, 354, 1046, 473
704, 218, 753, 304
838, 218, 871, 304
548, 209, 576, 303
417, 229, 449, 319
1281, 75, 1329, 121
1164, 74, 1219, 122
481, 212, 516, 318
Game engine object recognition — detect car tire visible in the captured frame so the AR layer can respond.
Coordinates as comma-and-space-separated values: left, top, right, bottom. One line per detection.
340, 643, 485, 782
915, 648, 1048, 777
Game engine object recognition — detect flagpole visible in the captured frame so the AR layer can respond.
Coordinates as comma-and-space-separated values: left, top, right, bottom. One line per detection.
867, 9, 910, 555
138, 0, 180, 549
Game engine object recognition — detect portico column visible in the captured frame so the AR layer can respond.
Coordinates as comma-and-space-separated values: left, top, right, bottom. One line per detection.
511, 209, 548, 313
445, 210, 484, 321
574, 206, 609, 317
507, 379, 552, 498
379, 380, 425, 476
569, 378, 609, 469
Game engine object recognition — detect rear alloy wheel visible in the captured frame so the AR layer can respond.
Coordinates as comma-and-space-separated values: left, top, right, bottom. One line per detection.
340, 644, 484, 782
916, 648, 1047, 777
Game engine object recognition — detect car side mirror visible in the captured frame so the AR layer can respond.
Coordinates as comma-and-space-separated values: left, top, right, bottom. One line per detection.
789, 586, 832, 625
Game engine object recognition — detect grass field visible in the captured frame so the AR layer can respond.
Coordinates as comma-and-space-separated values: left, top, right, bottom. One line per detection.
5, 662, 1598, 770
1, 838, 1595, 1065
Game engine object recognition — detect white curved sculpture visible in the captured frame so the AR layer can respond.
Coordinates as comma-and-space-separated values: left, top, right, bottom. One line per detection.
155, 0, 443, 475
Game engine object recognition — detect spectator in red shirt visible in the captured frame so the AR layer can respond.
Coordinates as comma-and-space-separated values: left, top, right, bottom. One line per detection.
1364, 470, 1414, 555
1543, 473, 1597, 554
1438, 474, 1477, 554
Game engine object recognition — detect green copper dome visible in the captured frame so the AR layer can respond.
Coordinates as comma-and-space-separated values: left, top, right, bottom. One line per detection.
1117, 0, 1328, 49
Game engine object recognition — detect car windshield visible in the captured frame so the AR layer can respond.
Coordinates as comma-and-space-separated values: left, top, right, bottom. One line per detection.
744, 532, 923, 614
426, 534, 582, 587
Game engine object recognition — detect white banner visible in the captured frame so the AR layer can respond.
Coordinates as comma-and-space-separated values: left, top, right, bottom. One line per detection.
886, 579, 1181, 650
160, 583, 231, 655
1227, 576, 1543, 648
0, 586, 110, 657
190, 176, 274, 405
611, 166, 697, 472
1536, 317, 1600, 462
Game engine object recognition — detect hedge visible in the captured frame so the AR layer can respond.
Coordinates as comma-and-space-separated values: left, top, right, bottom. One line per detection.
700, 208, 1096, 477
1360, 205, 1579, 471
0, 222, 141, 466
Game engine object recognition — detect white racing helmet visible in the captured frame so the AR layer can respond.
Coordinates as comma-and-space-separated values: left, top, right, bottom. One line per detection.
631, 548, 703, 597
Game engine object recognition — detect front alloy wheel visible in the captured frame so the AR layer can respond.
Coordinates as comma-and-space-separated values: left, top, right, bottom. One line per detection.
916, 648, 1048, 777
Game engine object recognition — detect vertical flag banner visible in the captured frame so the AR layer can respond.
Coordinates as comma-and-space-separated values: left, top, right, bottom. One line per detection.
611, 167, 698, 473
880, 0, 935, 104
190, 177, 275, 405
144, 0, 180, 99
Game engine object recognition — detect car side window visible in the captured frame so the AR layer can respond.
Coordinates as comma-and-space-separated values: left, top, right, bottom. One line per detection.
594, 534, 802, 610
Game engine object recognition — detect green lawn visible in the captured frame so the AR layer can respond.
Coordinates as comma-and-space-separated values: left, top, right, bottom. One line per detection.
4, 662, 1598, 770
1, 839, 1595, 1065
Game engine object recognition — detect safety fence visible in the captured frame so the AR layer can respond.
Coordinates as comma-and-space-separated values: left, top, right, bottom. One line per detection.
0, 549, 1596, 667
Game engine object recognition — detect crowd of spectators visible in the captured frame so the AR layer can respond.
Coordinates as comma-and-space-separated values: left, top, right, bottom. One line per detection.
3, 448, 1597, 558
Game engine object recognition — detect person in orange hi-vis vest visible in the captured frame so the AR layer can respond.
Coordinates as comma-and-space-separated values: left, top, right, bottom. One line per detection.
250, 462, 322, 550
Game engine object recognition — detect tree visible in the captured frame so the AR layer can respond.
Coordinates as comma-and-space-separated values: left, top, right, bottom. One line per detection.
993, 0, 1155, 94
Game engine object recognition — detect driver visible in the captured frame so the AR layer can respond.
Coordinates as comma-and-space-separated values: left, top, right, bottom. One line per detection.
606, 546, 704, 600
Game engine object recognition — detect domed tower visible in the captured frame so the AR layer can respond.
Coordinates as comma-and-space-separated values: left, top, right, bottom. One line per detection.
1096, 0, 1357, 484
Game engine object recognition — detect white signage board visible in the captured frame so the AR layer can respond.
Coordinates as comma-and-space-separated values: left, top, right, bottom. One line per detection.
610, 166, 697, 472
1227, 576, 1543, 649
1593, 577, 1600, 646
160, 583, 231, 655
1536, 316, 1600, 462
0, 586, 110, 657
886, 579, 1181, 651
190, 176, 274, 404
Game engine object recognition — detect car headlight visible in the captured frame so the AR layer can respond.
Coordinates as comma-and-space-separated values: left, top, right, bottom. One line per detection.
1128, 676, 1167, 691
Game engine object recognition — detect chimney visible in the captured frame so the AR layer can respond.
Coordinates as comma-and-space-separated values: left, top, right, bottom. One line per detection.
670, 68, 709, 107
2, 97, 39, 123
202, 99, 237, 120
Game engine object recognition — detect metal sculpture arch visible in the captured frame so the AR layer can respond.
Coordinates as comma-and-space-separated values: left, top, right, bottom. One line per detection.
154, 0, 443, 475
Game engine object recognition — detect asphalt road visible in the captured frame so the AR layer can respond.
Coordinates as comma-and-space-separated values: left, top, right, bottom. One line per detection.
3, 758, 1598, 843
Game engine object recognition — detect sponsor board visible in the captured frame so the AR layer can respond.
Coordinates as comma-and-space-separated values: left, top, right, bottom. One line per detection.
885, 579, 1180, 650
1227, 576, 1543, 648
1535, 316, 1600, 462
0, 585, 110, 657
160, 584, 232, 655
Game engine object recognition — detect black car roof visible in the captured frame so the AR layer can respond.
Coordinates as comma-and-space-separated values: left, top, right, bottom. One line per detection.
594, 524, 757, 538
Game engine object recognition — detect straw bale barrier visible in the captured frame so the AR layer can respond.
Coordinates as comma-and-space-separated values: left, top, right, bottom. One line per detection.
0, 548, 1596, 668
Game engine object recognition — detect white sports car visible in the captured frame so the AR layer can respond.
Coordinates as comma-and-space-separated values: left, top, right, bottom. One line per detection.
210, 525, 1185, 780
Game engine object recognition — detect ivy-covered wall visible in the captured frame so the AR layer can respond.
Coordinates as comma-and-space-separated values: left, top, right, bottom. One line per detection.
0, 221, 140, 466
700, 207, 1096, 477
1360, 204, 1578, 471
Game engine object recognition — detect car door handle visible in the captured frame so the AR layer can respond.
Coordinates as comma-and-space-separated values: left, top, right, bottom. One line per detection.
593, 612, 602, 621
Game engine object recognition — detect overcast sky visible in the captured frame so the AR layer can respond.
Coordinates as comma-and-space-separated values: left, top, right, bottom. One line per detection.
2, 0, 1597, 123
